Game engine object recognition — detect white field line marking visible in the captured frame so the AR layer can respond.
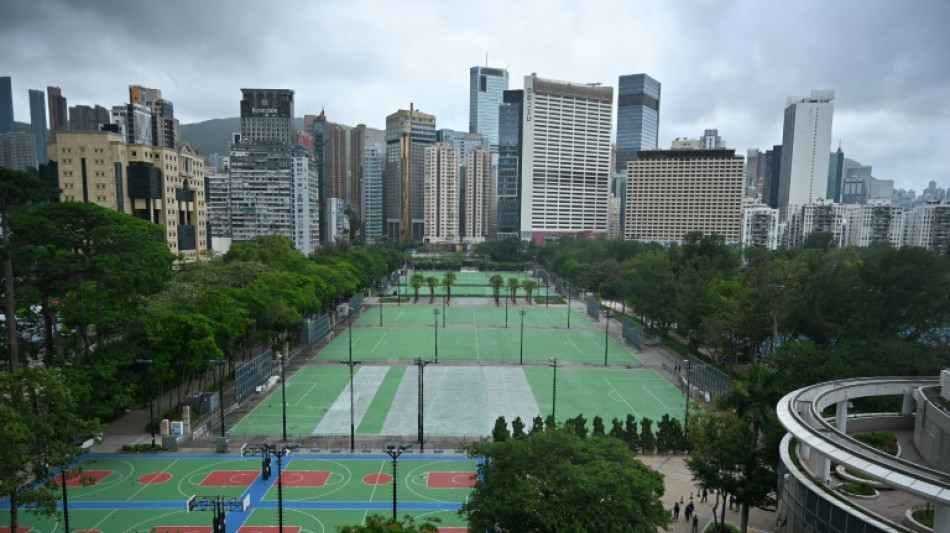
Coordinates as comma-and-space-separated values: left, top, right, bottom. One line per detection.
642, 384, 674, 411
371, 332, 387, 353
565, 333, 584, 355
604, 378, 643, 418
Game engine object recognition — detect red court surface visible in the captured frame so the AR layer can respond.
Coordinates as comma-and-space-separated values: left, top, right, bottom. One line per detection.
52, 470, 112, 487
280, 470, 330, 487
427, 471, 477, 488
238, 526, 300, 533
155, 528, 212, 533
363, 473, 394, 485
199, 470, 259, 487
0, 528, 33, 533
139, 472, 173, 484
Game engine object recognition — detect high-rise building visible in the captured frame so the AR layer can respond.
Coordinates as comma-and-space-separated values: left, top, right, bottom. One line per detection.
783, 200, 849, 248
496, 90, 523, 240
763, 145, 782, 209
521, 74, 613, 242
227, 89, 320, 254
778, 90, 835, 219
625, 148, 744, 244
469, 66, 509, 155
423, 142, 460, 245
437, 129, 486, 163
0, 131, 37, 171
362, 135, 386, 241
47, 130, 208, 262
700, 129, 726, 149
47, 86, 67, 134
846, 201, 904, 248
0, 76, 13, 133
327, 122, 350, 209
384, 107, 436, 242
904, 201, 950, 253
68, 104, 110, 132
464, 145, 494, 244
349, 124, 385, 240
827, 146, 844, 202
305, 111, 330, 242
741, 205, 781, 250
239, 88, 294, 144
615, 73, 660, 173
29, 89, 48, 166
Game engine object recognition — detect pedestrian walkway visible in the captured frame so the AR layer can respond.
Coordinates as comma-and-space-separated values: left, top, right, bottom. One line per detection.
639, 453, 776, 532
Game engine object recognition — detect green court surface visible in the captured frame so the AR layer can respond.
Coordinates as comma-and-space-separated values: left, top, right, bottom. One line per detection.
357, 305, 591, 328
0, 454, 474, 533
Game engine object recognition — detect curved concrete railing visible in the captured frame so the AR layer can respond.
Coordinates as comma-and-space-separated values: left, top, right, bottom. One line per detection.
777, 377, 950, 507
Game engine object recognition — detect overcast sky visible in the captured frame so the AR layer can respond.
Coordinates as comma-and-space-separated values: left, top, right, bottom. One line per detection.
3, 0, 948, 193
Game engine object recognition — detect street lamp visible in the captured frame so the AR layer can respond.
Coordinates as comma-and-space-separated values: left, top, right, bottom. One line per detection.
277, 352, 288, 442
413, 357, 433, 450
60, 438, 95, 533
442, 289, 446, 328
505, 288, 509, 328
603, 309, 613, 367
519, 309, 527, 365
379, 283, 384, 327
566, 283, 571, 329
432, 309, 440, 363
385, 443, 410, 521
263, 441, 299, 533
339, 356, 362, 452
209, 359, 227, 442
135, 359, 155, 447
549, 358, 558, 421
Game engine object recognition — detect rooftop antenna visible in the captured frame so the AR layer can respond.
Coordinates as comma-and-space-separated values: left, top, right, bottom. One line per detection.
486, 52, 488, 67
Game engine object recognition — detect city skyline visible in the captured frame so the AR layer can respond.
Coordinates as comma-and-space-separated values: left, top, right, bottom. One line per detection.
2, 0, 948, 193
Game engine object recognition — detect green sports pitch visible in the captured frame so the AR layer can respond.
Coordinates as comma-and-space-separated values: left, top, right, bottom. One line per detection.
2, 453, 473, 532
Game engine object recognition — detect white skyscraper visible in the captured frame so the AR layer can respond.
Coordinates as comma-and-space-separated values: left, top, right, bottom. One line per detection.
520, 74, 613, 242
424, 142, 460, 245
778, 90, 835, 219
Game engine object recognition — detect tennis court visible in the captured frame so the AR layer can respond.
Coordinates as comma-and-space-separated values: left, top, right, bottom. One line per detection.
356, 305, 589, 328
2, 454, 473, 532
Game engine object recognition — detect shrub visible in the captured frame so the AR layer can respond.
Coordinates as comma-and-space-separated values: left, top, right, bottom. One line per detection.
838, 482, 875, 496
121, 443, 163, 453
854, 432, 898, 455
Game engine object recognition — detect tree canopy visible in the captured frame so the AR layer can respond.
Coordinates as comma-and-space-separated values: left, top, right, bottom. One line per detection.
461, 428, 669, 533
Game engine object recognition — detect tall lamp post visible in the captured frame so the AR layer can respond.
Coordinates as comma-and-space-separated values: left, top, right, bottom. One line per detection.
135, 359, 155, 447
413, 358, 433, 451
603, 309, 613, 367
566, 283, 571, 329
519, 309, 527, 365
432, 309, 440, 363
263, 442, 299, 533
549, 358, 558, 421
385, 443, 410, 521
277, 352, 288, 441
505, 287, 509, 327
60, 438, 95, 533
340, 316, 362, 453
379, 283, 384, 327
683, 358, 692, 444
442, 290, 446, 327
210, 359, 227, 449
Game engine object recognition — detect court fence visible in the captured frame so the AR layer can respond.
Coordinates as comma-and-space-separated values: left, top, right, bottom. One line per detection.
299, 313, 331, 346
235, 349, 273, 405
682, 353, 731, 403
586, 296, 600, 321
622, 318, 645, 351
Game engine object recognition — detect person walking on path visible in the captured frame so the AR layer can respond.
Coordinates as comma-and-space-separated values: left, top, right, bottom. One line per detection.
673, 502, 680, 520
692, 515, 699, 532
701, 488, 708, 503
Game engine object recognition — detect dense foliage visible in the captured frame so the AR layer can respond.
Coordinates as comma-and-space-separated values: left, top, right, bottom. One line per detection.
462, 427, 670, 533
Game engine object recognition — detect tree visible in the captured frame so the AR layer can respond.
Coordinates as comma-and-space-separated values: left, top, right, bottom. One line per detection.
0, 168, 59, 369
337, 513, 439, 532
511, 416, 526, 439
425, 276, 439, 303
489, 274, 504, 305
639, 417, 656, 453
507, 277, 520, 303
592, 415, 606, 437
409, 273, 424, 303
529, 415, 545, 434
491, 416, 510, 442
521, 279, 538, 304
441, 271, 456, 305
461, 428, 670, 533
0, 367, 100, 532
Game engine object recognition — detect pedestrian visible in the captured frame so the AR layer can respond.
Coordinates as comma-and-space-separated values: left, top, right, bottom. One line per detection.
673, 502, 680, 520
702, 488, 708, 503
692, 515, 699, 532
685, 502, 693, 521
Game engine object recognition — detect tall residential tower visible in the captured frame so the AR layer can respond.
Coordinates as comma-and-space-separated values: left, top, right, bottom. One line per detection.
778, 90, 835, 219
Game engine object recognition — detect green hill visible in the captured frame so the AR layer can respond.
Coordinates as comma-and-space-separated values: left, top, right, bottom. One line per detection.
180, 117, 306, 156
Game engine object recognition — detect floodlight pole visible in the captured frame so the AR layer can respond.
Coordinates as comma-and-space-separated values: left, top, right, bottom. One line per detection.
684, 358, 692, 440
549, 358, 558, 421
136, 359, 155, 447
210, 359, 227, 438
505, 289, 509, 328
432, 309, 440, 363
264, 442, 298, 533
379, 283, 383, 327
566, 283, 571, 329
279, 352, 288, 441
385, 444, 409, 521
414, 358, 433, 450
604, 309, 613, 367
519, 309, 527, 365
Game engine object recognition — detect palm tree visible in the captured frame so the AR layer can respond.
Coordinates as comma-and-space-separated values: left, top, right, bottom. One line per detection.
507, 278, 521, 303
442, 271, 457, 305
489, 274, 504, 305
410, 273, 424, 303
521, 279, 538, 304
426, 276, 439, 303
